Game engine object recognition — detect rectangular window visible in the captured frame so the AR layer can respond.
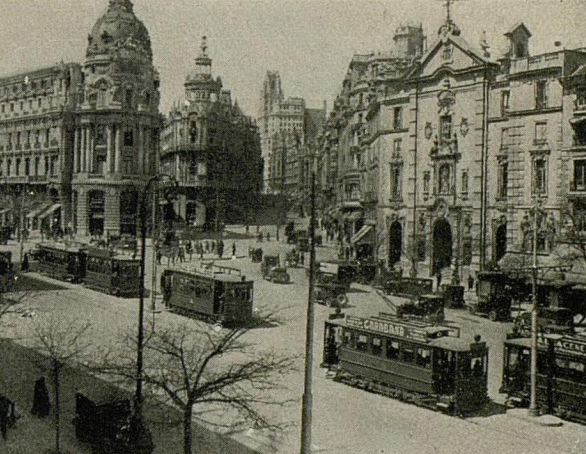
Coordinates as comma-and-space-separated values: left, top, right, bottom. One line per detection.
38, 98, 42, 108
401, 344, 416, 363
440, 115, 452, 142
535, 80, 548, 109
501, 90, 510, 115
533, 158, 547, 194
393, 138, 402, 156
124, 130, 134, 147
44, 156, 49, 175
535, 122, 547, 144
498, 162, 508, 199
15, 158, 20, 176
372, 337, 383, 356
356, 334, 369, 352
393, 107, 403, 129
423, 171, 430, 197
386, 340, 400, 359
28, 99, 32, 110
10, 103, 13, 112
500, 128, 509, 148
573, 159, 586, 191
1, 104, 4, 113
25, 158, 30, 176
390, 165, 402, 200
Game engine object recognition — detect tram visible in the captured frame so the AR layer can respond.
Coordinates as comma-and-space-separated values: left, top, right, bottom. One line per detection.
37, 242, 87, 283
161, 263, 253, 326
84, 248, 141, 298
501, 333, 586, 423
323, 313, 489, 415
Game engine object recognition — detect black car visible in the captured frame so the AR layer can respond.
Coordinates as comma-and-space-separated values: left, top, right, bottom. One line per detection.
513, 307, 575, 337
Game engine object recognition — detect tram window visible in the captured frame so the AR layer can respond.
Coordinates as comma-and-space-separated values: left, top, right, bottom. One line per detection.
401, 345, 415, 363
343, 331, 352, 346
356, 334, 369, 352
386, 340, 400, 359
471, 357, 484, 377
372, 337, 382, 356
416, 348, 431, 368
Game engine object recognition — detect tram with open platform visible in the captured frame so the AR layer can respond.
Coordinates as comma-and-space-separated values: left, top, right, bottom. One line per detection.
323, 313, 489, 415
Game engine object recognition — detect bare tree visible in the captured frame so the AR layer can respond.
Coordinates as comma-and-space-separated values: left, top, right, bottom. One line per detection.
30, 315, 92, 454
97, 319, 296, 454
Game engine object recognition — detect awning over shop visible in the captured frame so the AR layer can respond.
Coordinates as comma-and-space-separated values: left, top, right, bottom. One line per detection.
351, 225, 374, 245
343, 211, 362, 222
498, 252, 570, 282
26, 203, 51, 219
39, 204, 61, 220
570, 116, 586, 125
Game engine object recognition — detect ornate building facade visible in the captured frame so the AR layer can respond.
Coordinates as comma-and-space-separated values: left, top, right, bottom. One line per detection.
321, 13, 586, 283
0, 0, 163, 236
160, 38, 262, 231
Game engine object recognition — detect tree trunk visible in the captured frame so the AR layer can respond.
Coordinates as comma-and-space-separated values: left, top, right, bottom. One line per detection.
53, 365, 61, 454
183, 405, 193, 454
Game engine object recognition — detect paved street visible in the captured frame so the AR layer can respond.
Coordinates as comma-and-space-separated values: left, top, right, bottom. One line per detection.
1, 229, 586, 453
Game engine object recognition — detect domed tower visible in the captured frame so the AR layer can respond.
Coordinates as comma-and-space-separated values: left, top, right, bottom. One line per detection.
72, 0, 162, 236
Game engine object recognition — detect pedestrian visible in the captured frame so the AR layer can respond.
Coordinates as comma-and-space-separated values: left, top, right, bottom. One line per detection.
258, 232, 263, 243
266, 232, 270, 242
156, 249, 162, 265
178, 245, 185, 263
31, 376, 50, 418
186, 241, 193, 261
245, 225, 250, 234
217, 240, 224, 258
436, 270, 442, 292
204, 240, 209, 254
0, 395, 9, 440
232, 242, 236, 258
21, 252, 29, 272
468, 274, 474, 291
300, 252, 305, 266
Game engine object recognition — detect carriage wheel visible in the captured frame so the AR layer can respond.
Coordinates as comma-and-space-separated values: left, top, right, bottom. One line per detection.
488, 310, 498, 322
434, 311, 445, 323
325, 297, 336, 307
468, 305, 476, 315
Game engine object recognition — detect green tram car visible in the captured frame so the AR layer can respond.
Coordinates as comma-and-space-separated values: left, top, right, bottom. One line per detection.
323, 314, 489, 415
501, 333, 586, 423
37, 242, 87, 283
84, 248, 141, 298
161, 264, 253, 326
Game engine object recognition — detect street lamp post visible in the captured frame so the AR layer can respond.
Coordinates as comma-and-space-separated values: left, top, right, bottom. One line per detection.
529, 198, 544, 417
150, 183, 159, 318
135, 174, 177, 425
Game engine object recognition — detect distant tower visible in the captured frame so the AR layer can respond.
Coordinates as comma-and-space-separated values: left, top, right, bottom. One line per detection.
393, 24, 425, 57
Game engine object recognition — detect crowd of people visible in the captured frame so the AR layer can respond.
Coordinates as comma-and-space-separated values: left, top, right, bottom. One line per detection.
156, 239, 237, 265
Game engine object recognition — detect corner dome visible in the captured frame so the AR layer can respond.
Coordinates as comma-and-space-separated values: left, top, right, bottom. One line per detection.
86, 0, 152, 60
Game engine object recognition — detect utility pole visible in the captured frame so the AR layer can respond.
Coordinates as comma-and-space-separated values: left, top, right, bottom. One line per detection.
150, 182, 159, 326
529, 198, 543, 417
300, 173, 316, 454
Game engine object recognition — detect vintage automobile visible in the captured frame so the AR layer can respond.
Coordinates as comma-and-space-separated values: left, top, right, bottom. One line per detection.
73, 388, 153, 454
261, 255, 280, 278
0, 251, 14, 292
265, 266, 291, 284
395, 293, 446, 323
512, 307, 575, 337
501, 333, 586, 423
285, 249, 300, 268
469, 271, 512, 321
384, 277, 434, 298
315, 272, 349, 307
162, 264, 253, 326
0, 226, 11, 245
323, 313, 487, 415
440, 284, 466, 309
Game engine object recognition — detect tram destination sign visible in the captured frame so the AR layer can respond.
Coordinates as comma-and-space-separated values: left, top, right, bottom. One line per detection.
552, 337, 586, 357
346, 316, 428, 342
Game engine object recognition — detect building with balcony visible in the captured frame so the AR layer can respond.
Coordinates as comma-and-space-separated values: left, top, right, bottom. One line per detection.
160, 37, 262, 230
0, 0, 163, 236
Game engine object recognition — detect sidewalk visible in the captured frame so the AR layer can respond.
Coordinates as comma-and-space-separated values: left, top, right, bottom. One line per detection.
0, 339, 262, 454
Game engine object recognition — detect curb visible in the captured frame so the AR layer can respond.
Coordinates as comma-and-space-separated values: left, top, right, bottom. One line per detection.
507, 408, 564, 427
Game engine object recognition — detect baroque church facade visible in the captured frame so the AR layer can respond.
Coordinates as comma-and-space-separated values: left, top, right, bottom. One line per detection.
322, 13, 586, 283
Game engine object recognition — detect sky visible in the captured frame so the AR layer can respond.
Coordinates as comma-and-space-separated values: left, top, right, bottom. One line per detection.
0, 0, 583, 118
